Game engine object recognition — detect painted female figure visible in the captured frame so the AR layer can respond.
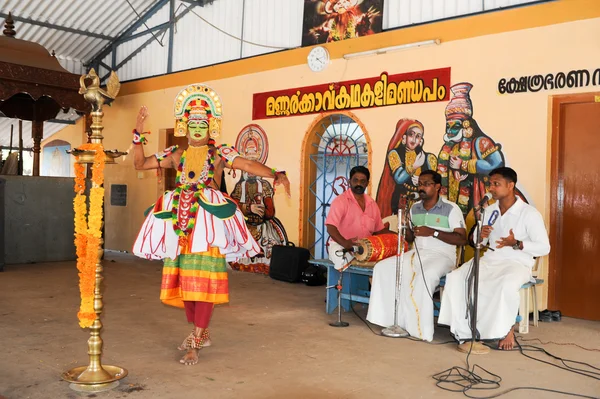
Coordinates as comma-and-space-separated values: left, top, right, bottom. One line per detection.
376, 119, 437, 218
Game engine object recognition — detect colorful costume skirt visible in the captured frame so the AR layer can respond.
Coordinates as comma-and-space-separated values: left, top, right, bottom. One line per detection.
133, 188, 260, 261
133, 187, 261, 307
160, 246, 229, 307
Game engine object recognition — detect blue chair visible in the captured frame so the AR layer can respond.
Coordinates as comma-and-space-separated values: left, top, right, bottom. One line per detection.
518, 257, 544, 334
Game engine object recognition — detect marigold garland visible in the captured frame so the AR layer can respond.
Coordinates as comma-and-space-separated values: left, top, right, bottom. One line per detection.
73, 144, 106, 328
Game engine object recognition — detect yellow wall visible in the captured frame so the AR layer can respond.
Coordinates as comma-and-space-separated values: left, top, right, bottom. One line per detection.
45, 1, 600, 310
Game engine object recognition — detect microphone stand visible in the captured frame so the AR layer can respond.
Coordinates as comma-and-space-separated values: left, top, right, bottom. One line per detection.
382, 198, 409, 338
457, 207, 490, 354
328, 272, 349, 328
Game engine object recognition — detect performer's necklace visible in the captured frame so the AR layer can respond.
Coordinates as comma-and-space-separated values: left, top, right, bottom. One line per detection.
176, 145, 215, 188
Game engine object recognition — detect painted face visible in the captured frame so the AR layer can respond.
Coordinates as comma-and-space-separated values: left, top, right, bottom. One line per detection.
187, 120, 209, 142
417, 174, 439, 200
405, 127, 423, 151
488, 174, 514, 200
333, 0, 353, 13
350, 172, 368, 195
446, 120, 463, 138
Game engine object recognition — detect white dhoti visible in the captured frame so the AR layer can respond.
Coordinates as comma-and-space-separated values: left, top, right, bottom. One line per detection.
366, 249, 455, 342
327, 240, 354, 271
437, 257, 531, 341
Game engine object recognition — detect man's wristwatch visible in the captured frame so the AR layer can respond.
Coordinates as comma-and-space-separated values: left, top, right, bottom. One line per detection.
433, 231, 440, 239
512, 240, 521, 250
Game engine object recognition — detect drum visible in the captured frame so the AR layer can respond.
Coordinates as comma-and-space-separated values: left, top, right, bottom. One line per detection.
354, 233, 401, 263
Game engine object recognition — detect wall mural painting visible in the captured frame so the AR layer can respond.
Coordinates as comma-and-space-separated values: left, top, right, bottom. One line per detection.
376, 119, 438, 218
437, 82, 505, 217
377, 83, 528, 249
228, 124, 288, 275
301, 0, 383, 46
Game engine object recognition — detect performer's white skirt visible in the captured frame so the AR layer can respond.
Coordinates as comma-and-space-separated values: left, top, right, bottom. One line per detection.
437, 257, 531, 341
132, 189, 261, 261
366, 249, 455, 342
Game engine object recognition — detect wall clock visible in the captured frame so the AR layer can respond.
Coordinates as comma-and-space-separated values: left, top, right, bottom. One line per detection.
307, 46, 330, 72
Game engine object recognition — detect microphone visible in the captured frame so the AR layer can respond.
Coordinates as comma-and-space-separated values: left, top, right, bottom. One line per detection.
474, 192, 493, 212
405, 192, 420, 200
341, 245, 363, 255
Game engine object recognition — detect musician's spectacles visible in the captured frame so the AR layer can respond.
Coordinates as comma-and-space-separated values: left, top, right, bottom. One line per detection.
418, 181, 436, 187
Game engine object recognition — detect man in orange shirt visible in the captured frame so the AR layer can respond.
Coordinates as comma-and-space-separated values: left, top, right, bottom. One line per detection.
326, 166, 389, 269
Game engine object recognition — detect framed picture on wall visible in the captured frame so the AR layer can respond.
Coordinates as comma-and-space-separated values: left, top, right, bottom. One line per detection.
301, 0, 384, 47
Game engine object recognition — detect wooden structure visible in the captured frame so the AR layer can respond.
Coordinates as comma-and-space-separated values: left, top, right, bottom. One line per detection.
0, 13, 89, 176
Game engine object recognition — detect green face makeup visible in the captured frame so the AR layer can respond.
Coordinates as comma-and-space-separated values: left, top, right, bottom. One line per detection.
188, 120, 209, 142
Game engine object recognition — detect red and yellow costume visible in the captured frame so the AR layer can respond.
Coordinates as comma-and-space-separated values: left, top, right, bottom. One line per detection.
132, 84, 260, 321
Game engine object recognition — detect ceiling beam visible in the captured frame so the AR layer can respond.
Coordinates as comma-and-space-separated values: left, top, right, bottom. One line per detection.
0, 12, 114, 41
179, 0, 216, 5
99, 4, 196, 82
87, 0, 170, 67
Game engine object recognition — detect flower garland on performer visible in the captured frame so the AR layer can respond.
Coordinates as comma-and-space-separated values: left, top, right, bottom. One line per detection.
171, 147, 216, 244
73, 143, 106, 328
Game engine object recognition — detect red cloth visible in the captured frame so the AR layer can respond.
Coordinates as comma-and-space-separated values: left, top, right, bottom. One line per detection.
325, 189, 385, 241
183, 300, 214, 328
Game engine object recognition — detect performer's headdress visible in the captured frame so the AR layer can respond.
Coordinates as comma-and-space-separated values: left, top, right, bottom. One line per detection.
173, 83, 222, 137
445, 82, 473, 120
324, 0, 359, 14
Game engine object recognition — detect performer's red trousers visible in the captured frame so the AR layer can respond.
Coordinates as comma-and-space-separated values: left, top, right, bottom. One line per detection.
183, 301, 214, 328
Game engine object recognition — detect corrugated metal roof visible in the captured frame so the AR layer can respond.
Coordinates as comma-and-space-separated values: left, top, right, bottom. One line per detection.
1, 0, 158, 74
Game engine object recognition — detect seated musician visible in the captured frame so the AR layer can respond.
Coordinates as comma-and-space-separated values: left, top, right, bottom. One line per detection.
325, 166, 390, 270
367, 171, 467, 342
438, 167, 550, 350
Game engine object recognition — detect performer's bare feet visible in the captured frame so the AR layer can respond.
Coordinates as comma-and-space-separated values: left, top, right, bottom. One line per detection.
177, 330, 211, 351
498, 329, 516, 350
180, 348, 200, 365
177, 337, 211, 350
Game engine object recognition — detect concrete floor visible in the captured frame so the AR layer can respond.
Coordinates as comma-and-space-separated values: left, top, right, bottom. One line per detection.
1, 251, 599, 399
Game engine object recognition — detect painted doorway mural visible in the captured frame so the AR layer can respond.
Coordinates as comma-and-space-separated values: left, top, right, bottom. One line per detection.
305, 113, 369, 259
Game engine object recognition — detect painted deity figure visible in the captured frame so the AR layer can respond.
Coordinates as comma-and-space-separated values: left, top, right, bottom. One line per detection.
437, 83, 505, 216
131, 84, 290, 366
308, 0, 380, 43
229, 129, 288, 273
376, 119, 437, 219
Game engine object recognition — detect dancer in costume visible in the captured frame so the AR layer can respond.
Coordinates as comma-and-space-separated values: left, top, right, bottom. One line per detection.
131, 84, 290, 365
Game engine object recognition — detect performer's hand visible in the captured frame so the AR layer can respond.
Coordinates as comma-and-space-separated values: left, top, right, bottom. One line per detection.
341, 239, 356, 251
496, 229, 517, 248
135, 106, 149, 133
250, 204, 265, 217
274, 173, 291, 198
414, 226, 435, 237
480, 225, 493, 240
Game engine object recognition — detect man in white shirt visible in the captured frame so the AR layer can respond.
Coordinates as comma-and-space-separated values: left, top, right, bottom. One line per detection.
367, 171, 467, 341
438, 167, 550, 350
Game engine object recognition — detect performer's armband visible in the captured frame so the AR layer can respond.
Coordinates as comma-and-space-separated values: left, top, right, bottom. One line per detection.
216, 144, 240, 167
154, 145, 178, 162
133, 129, 149, 145
270, 168, 286, 178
